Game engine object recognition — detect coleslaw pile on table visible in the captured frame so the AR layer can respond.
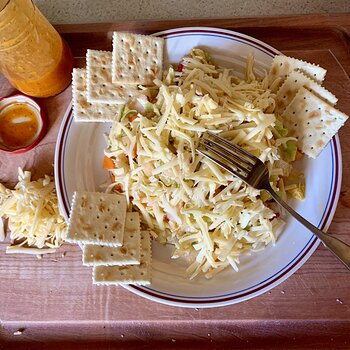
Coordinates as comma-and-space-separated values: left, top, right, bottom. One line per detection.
104, 48, 305, 279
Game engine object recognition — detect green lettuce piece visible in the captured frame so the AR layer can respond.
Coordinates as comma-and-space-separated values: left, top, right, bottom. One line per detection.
204, 52, 213, 64
288, 186, 305, 200
118, 105, 127, 122
203, 216, 211, 223
140, 100, 154, 112
260, 190, 272, 202
284, 171, 305, 200
153, 104, 161, 117
120, 105, 137, 121
281, 140, 297, 163
270, 175, 278, 188
274, 119, 289, 138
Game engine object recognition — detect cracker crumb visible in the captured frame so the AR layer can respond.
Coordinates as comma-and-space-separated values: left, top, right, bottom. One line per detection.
13, 328, 25, 336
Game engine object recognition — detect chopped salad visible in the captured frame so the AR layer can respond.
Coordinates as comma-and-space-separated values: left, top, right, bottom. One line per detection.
103, 48, 305, 279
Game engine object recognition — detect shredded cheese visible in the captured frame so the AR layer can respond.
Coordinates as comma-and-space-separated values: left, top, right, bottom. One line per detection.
105, 48, 299, 279
0, 168, 66, 254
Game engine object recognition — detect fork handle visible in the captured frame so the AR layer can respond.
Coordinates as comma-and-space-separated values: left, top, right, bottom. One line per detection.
267, 186, 350, 270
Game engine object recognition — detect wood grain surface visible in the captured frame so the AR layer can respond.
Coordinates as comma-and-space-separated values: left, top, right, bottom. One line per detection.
1, 14, 350, 350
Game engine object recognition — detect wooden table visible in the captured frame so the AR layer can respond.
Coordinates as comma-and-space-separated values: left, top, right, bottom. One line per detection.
1, 14, 350, 350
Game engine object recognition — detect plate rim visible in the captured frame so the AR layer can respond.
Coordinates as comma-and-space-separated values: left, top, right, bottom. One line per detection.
54, 26, 343, 308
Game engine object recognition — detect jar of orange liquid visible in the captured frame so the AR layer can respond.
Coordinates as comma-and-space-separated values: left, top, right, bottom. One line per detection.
0, 0, 73, 97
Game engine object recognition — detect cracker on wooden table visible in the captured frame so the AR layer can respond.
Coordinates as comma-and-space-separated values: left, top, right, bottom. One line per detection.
282, 86, 348, 158
72, 68, 122, 122
83, 212, 141, 266
112, 32, 164, 85
65, 191, 127, 246
268, 55, 327, 92
275, 70, 338, 114
93, 230, 152, 285
86, 50, 142, 104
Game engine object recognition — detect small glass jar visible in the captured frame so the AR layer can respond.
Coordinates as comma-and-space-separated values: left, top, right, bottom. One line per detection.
0, 0, 74, 97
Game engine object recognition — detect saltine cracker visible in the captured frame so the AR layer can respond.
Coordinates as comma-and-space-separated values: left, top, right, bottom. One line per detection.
93, 230, 152, 285
112, 32, 164, 85
72, 68, 121, 122
268, 55, 327, 92
86, 49, 142, 104
282, 87, 348, 158
275, 70, 337, 114
83, 212, 141, 266
65, 191, 127, 246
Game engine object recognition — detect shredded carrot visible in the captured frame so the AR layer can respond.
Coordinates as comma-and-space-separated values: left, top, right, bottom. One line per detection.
295, 150, 303, 160
129, 115, 139, 122
214, 185, 226, 197
109, 173, 122, 192
132, 143, 137, 159
114, 183, 123, 192
214, 187, 222, 197
103, 156, 115, 170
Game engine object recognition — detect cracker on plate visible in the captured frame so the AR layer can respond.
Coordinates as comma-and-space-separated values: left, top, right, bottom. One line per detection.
86, 49, 142, 104
83, 212, 141, 266
275, 70, 337, 114
93, 230, 152, 285
65, 191, 127, 246
268, 55, 327, 92
112, 32, 164, 85
72, 68, 122, 122
282, 86, 348, 158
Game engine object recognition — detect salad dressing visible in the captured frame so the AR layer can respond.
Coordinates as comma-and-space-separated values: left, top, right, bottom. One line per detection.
0, 103, 38, 148
0, 0, 73, 97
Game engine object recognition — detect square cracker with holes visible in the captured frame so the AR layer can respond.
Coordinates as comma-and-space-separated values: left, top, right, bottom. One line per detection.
93, 230, 152, 285
72, 68, 121, 122
65, 191, 127, 246
282, 86, 348, 158
83, 212, 141, 266
268, 55, 327, 92
86, 49, 142, 104
112, 32, 164, 85
275, 70, 337, 114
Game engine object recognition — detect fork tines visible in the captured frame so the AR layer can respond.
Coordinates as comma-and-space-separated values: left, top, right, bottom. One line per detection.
198, 132, 258, 180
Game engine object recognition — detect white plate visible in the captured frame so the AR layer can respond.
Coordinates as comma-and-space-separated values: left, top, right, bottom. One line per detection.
55, 27, 342, 308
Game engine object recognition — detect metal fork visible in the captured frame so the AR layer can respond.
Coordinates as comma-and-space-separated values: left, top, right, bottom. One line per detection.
198, 131, 350, 270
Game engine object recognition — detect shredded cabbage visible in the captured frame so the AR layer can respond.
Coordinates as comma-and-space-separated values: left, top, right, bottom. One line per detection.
105, 48, 304, 279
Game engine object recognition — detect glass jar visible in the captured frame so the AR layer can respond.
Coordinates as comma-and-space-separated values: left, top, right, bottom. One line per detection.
0, 0, 73, 97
